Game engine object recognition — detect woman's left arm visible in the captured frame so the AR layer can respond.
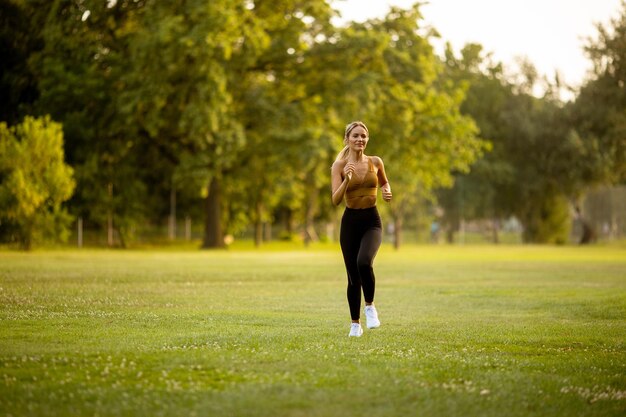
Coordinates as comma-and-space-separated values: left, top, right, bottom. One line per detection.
374, 156, 392, 202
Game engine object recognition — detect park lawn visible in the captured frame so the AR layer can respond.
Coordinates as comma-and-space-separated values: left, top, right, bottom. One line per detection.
0, 245, 625, 417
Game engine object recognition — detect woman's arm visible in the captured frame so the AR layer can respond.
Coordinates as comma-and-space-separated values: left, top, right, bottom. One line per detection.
331, 160, 351, 206
374, 156, 392, 202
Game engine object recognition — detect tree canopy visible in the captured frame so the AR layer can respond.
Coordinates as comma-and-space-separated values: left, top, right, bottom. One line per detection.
0, 116, 75, 249
1, 0, 624, 248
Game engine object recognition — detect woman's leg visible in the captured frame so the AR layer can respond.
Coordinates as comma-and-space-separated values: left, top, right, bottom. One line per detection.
357, 227, 382, 304
340, 215, 363, 322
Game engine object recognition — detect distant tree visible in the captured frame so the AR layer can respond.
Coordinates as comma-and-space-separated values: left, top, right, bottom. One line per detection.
438, 44, 512, 243
0, 116, 75, 249
505, 91, 577, 244
579, 0, 626, 183
569, 2, 626, 243
441, 44, 581, 244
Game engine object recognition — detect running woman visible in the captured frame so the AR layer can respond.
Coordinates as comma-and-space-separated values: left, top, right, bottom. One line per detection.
331, 121, 392, 337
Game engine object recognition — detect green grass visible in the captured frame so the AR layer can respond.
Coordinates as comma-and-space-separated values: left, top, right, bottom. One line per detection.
1, 244, 625, 417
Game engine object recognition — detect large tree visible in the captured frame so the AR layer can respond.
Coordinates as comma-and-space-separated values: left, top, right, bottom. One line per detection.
219, 0, 336, 247
120, 0, 336, 248
312, 5, 486, 248
29, 0, 152, 246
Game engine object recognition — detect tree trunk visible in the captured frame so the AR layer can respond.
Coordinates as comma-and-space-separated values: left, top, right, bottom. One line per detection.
492, 217, 500, 244
169, 185, 176, 240
580, 221, 597, 244
284, 208, 294, 237
118, 226, 127, 249
185, 216, 191, 241
446, 227, 455, 244
264, 221, 272, 242
393, 216, 402, 250
107, 213, 113, 247
254, 221, 262, 247
254, 201, 263, 247
303, 185, 318, 246
389, 203, 404, 250
20, 220, 33, 250
107, 182, 113, 247
202, 176, 225, 248
574, 202, 596, 244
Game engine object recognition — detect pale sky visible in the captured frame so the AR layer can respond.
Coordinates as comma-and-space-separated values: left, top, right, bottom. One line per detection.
332, 0, 623, 91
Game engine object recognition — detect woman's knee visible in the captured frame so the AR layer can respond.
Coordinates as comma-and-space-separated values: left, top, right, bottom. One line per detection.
346, 270, 362, 287
359, 262, 374, 281
357, 253, 373, 269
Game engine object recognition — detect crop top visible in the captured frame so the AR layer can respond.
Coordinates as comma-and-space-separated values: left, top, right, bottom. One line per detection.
345, 157, 378, 200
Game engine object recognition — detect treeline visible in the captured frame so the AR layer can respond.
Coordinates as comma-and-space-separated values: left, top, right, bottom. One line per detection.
0, 0, 624, 249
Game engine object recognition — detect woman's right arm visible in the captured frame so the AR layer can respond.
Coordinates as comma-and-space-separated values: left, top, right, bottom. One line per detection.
331, 161, 350, 206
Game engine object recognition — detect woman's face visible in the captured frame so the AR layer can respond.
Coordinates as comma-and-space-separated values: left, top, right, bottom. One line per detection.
346, 125, 368, 152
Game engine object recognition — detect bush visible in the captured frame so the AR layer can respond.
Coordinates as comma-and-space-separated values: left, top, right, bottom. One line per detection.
0, 116, 75, 249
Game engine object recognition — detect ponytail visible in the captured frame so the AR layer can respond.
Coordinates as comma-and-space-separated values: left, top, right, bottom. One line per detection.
335, 145, 350, 161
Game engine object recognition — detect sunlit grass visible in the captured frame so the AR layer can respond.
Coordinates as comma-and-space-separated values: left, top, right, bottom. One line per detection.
1, 245, 625, 416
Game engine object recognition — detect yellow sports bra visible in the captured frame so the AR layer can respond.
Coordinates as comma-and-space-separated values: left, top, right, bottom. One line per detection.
346, 157, 378, 200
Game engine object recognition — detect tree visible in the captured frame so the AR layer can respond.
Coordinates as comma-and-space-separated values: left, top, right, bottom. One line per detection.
439, 44, 516, 243
441, 43, 587, 244
119, 0, 276, 248
503, 91, 577, 244
30, 0, 152, 246
577, 0, 626, 183
320, 5, 487, 248
0, 116, 75, 249
569, 2, 626, 242
1, 1, 508, 248
220, 0, 336, 247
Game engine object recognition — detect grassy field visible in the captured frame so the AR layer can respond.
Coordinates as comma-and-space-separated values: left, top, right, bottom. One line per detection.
0, 244, 625, 417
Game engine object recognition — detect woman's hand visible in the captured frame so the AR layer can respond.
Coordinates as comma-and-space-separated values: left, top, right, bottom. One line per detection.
343, 162, 356, 182
381, 183, 392, 202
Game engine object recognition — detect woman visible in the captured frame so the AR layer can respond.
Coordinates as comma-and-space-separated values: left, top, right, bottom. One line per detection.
331, 121, 392, 337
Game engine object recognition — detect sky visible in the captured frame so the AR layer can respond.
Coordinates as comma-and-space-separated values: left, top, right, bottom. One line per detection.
331, 0, 623, 90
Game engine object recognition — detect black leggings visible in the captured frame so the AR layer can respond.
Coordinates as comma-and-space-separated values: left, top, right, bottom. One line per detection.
340, 206, 382, 321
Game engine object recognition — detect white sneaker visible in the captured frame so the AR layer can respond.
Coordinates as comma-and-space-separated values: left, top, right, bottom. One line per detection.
364, 305, 380, 329
348, 323, 363, 337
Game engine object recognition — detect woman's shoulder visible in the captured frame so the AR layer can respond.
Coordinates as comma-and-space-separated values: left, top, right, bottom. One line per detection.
368, 155, 384, 166
331, 159, 348, 170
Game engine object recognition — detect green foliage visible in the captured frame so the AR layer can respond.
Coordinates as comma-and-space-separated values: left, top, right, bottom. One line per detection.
5, 1, 624, 248
303, 5, 487, 247
439, 44, 584, 243
119, 0, 247, 157
518, 193, 571, 244
216, 0, 335, 245
437, 45, 513, 240
30, 0, 154, 245
571, 1, 626, 184
0, 0, 42, 124
0, 116, 75, 249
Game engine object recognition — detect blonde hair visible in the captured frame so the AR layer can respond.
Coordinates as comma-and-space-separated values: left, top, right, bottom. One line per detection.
335, 121, 369, 161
